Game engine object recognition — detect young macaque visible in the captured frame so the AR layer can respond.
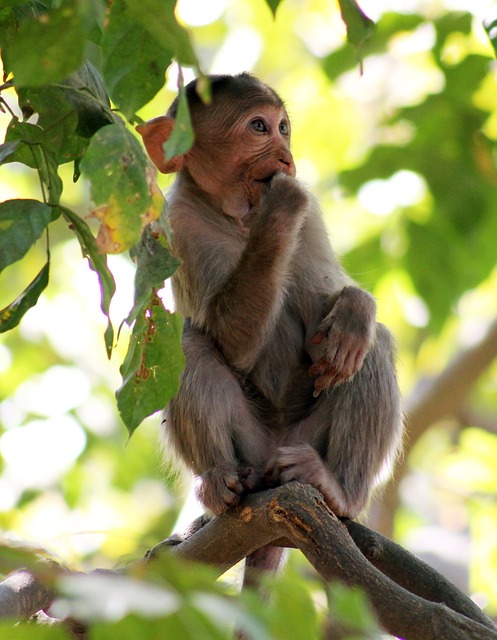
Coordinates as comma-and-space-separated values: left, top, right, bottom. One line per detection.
137, 73, 402, 576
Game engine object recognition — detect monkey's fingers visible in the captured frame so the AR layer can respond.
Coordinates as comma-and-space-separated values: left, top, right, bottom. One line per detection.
311, 330, 326, 345
312, 368, 344, 397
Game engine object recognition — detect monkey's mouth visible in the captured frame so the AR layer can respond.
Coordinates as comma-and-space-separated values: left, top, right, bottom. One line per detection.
255, 172, 277, 185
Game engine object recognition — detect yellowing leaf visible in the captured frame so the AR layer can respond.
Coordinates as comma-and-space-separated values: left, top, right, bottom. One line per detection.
81, 124, 160, 253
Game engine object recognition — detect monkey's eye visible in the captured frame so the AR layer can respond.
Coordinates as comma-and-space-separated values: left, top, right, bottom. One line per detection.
250, 118, 267, 133
279, 121, 289, 135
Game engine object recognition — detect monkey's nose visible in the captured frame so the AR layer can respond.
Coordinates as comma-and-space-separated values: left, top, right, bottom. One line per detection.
279, 158, 296, 177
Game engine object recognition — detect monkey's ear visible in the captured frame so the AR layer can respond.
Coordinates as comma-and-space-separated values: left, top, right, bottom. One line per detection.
136, 116, 185, 174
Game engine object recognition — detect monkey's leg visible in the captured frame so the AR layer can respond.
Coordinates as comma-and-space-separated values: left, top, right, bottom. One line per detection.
163, 322, 268, 515
267, 323, 402, 518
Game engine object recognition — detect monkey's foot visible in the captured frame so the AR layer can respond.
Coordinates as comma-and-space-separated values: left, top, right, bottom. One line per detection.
264, 444, 352, 517
196, 466, 244, 515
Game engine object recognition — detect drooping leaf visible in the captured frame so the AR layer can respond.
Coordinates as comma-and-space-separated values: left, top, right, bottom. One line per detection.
60, 206, 116, 358
337, 0, 375, 67
0, 260, 49, 333
323, 12, 423, 81
127, 224, 180, 325
117, 294, 184, 435
7, 3, 86, 87
0, 199, 52, 270
164, 73, 195, 160
61, 61, 116, 138
102, 0, 173, 119
80, 123, 162, 253
264, 0, 283, 17
123, 0, 199, 69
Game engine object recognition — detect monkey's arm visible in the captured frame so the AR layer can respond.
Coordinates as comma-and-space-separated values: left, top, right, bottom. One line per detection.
206, 174, 309, 370
172, 173, 309, 371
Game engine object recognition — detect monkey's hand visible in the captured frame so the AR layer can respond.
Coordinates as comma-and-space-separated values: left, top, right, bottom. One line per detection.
309, 286, 376, 396
264, 444, 352, 517
196, 465, 245, 515
259, 173, 309, 229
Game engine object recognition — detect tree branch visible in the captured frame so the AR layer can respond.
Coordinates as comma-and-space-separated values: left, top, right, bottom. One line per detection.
149, 483, 495, 640
405, 318, 497, 444
2, 483, 495, 640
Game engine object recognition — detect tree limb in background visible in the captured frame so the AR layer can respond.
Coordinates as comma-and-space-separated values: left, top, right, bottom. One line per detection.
373, 317, 497, 536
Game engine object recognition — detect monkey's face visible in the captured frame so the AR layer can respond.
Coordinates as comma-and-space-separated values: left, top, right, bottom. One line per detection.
235, 104, 296, 205
186, 103, 296, 217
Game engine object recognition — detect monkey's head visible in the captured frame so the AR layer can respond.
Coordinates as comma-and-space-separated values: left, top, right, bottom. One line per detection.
137, 73, 296, 218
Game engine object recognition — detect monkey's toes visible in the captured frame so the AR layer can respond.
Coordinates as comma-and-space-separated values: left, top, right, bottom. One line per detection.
238, 466, 263, 492
196, 468, 244, 514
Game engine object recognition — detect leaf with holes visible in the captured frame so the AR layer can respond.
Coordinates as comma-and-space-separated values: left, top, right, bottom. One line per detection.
127, 224, 180, 326
117, 294, 184, 435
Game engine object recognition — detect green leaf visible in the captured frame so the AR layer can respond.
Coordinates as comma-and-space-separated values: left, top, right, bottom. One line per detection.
61, 61, 116, 138
16, 85, 88, 165
128, 224, 180, 325
7, 2, 86, 87
164, 75, 194, 160
102, 0, 173, 119
0, 622, 68, 640
0, 139, 20, 164
484, 11, 497, 58
117, 295, 184, 436
337, 0, 375, 65
323, 12, 423, 80
0, 260, 49, 333
0, 199, 52, 270
266, 576, 319, 639
328, 583, 379, 633
264, 0, 283, 17
123, 0, 199, 69
5, 120, 63, 205
60, 206, 116, 358
80, 123, 161, 253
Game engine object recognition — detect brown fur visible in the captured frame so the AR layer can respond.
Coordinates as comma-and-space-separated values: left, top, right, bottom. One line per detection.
138, 72, 403, 573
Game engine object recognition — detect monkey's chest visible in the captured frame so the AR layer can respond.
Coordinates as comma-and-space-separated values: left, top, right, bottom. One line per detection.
243, 314, 316, 427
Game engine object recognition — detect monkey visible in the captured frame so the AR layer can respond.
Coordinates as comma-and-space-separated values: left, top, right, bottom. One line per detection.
137, 72, 402, 580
